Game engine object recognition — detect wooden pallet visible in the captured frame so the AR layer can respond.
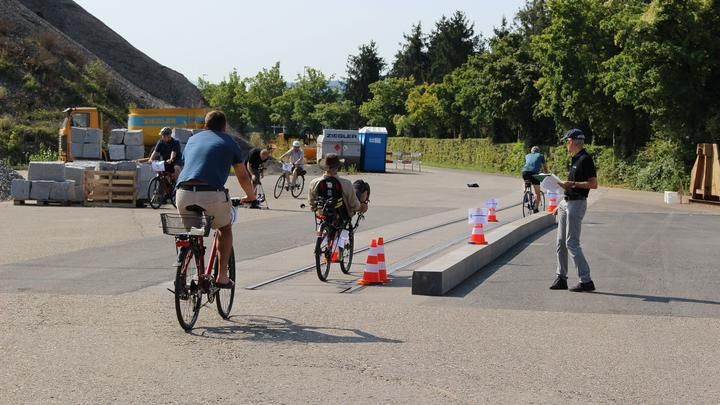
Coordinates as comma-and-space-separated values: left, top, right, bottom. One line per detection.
84, 169, 137, 207
13, 199, 74, 206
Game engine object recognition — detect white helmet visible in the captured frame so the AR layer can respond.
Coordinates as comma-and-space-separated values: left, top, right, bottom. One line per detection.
292, 140, 302, 147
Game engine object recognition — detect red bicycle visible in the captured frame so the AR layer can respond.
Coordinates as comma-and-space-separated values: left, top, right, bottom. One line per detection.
160, 211, 235, 331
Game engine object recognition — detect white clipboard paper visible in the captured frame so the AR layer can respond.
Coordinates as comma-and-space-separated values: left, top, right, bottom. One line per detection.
540, 173, 564, 193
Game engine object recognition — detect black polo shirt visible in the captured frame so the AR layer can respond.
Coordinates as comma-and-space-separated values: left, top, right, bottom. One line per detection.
566, 148, 596, 199
154, 138, 182, 162
247, 148, 266, 172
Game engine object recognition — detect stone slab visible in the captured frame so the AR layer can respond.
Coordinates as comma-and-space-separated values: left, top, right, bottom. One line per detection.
73, 184, 84, 202
82, 143, 102, 159
412, 212, 557, 296
29, 180, 53, 200
49, 180, 76, 201
70, 127, 86, 144
63, 166, 86, 184
10, 179, 31, 200
125, 145, 145, 160
96, 161, 136, 172
123, 130, 144, 146
108, 144, 126, 161
84, 128, 102, 144
172, 128, 193, 143
28, 162, 66, 182
109, 129, 126, 145
71, 143, 84, 159
136, 163, 154, 182
137, 180, 150, 200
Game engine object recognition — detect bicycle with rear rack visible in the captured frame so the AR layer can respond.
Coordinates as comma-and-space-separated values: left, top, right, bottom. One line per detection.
160, 198, 259, 331
274, 163, 305, 199
313, 201, 365, 282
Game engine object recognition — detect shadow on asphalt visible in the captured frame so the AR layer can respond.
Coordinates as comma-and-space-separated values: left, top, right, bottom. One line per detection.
191, 315, 403, 344
444, 227, 555, 298
592, 292, 720, 306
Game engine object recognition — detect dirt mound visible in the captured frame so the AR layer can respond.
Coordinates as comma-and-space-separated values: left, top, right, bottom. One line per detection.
16, 0, 205, 107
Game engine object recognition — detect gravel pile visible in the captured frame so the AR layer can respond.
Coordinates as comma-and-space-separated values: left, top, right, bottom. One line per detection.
0, 163, 23, 201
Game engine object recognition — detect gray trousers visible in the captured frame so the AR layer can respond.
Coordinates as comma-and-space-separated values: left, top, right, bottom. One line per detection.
556, 199, 592, 283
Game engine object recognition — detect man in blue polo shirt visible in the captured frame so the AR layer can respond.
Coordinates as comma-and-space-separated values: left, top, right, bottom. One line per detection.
550, 128, 598, 292
176, 111, 256, 288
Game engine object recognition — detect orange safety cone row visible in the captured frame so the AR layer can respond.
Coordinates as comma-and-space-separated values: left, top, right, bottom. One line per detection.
468, 223, 488, 245
358, 239, 381, 285
547, 191, 559, 212
377, 237, 389, 283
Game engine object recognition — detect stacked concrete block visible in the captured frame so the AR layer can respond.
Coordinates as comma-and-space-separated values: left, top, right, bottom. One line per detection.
109, 129, 126, 145
64, 165, 87, 202
71, 143, 84, 158
96, 161, 138, 172
70, 127, 86, 144
124, 130, 144, 145
49, 180, 76, 201
82, 128, 103, 159
136, 163, 155, 200
28, 162, 66, 182
10, 179, 31, 200
29, 180, 53, 200
125, 145, 145, 160
84, 128, 101, 144
108, 144, 126, 161
173, 128, 193, 155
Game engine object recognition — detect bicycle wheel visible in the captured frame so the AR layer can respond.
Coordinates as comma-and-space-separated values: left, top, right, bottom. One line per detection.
522, 191, 534, 218
273, 175, 285, 199
315, 225, 332, 281
214, 247, 236, 319
148, 177, 163, 209
291, 175, 305, 198
339, 228, 354, 274
174, 247, 202, 331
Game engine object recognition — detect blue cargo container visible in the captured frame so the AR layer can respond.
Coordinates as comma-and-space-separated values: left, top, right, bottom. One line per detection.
358, 127, 388, 173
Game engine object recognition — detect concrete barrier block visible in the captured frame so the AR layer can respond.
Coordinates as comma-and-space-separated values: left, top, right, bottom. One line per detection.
84, 128, 102, 144
412, 213, 557, 296
83, 143, 102, 159
172, 128, 193, 143
137, 180, 150, 200
73, 184, 85, 202
137, 163, 154, 182
109, 129, 126, 145
50, 180, 75, 201
115, 161, 138, 172
64, 165, 86, 184
71, 142, 84, 158
125, 145, 145, 160
123, 130, 144, 146
29, 180, 53, 200
70, 127, 86, 144
96, 161, 118, 171
11, 179, 31, 200
108, 144, 126, 161
28, 162, 66, 182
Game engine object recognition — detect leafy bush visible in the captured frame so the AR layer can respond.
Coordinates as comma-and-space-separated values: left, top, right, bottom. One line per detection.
28, 147, 58, 162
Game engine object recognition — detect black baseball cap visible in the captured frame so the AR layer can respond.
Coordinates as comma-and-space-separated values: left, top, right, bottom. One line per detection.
560, 128, 585, 142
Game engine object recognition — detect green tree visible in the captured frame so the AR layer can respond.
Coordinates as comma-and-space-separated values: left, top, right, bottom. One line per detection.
245, 62, 286, 135
395, 83, 444, 137
198, 69, 249, 132
271, 68, 337, 135
426, 11, 481, 83
311, 100, 359, 129
359, 77, 415, 135
390, 23, 429, 84
345, 41, 386, 106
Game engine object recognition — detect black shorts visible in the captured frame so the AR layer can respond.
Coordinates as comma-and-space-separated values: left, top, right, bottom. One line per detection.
164, 162, 177, 173
294, 167, 307, 176
522, 171, 540, 185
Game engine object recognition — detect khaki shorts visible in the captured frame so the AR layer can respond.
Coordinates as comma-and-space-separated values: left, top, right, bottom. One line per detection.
176, 189, 232, 229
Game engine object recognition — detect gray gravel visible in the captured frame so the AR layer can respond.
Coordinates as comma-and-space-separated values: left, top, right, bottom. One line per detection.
0, 163, 23, 201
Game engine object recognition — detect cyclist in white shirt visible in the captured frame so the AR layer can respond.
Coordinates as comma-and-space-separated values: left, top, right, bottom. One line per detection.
279, 140, 306, 190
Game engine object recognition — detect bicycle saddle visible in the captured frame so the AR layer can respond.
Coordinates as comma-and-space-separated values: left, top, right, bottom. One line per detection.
184, 204, 206, 213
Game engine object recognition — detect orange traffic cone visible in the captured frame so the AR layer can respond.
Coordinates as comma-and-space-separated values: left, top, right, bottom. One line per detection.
377, 237, 389, 283
468, 224, 488, 245
547, 191, 559, 212
487, 207, 498, 222
358, 239, 381, 285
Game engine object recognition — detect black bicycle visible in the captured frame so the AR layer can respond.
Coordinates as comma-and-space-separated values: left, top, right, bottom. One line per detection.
313, 203, 365, 282
148, 171, 176, 209
522, 179, 546, 217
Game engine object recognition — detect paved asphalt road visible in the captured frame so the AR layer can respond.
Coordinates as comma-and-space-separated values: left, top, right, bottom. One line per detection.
1, 166, 719, 403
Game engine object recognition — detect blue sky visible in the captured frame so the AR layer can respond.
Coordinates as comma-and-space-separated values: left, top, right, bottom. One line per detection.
74, 0, 527, 83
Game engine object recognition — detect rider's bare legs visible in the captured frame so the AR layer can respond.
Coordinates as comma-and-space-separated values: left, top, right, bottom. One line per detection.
532, 184, 542, 210
215, 224, 233, 284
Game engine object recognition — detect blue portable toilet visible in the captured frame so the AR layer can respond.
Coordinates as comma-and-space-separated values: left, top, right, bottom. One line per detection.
358, 127, 388, 172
